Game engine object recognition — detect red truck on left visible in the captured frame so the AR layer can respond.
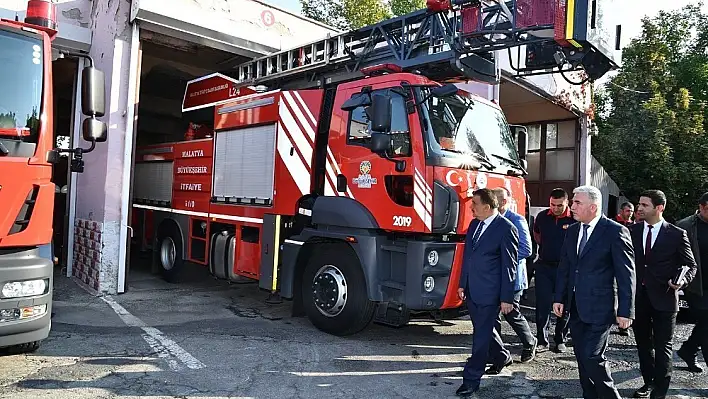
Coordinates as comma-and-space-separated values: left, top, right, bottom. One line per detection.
0, 0, 107, 353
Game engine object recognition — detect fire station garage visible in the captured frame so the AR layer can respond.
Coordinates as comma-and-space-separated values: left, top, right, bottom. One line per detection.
109, 0, 337, 291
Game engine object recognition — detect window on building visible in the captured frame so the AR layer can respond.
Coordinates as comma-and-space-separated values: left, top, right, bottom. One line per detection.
523, 120, 578, 205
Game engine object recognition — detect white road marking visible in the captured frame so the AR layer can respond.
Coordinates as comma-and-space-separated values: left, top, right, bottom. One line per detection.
101, 296, 206, 371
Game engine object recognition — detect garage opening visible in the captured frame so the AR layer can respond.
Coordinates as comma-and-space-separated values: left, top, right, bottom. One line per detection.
127, 30, 249, 286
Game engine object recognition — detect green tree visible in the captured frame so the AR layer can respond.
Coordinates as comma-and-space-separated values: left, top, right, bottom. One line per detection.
300, 0, 425, 30
593, 3, 708, 220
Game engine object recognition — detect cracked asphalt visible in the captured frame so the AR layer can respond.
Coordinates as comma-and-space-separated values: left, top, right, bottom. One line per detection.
0, 263, 706, 399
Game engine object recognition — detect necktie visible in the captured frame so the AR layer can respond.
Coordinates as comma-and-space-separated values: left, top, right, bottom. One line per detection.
578, 224, 590, 255
643, 225, 653, 286
470, 221, 485, 248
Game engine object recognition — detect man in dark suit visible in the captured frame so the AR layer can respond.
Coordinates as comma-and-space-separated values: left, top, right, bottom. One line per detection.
553, 185, 636, 399
630, 190, 697, 398
456, 188, 519, 397
676, 191, 708, 373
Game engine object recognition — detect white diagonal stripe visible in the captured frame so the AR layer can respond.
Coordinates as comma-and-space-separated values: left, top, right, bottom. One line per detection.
414, 169, 433, 197
324, 160, 340, 196
277, 122, 310, 195
283, 91, 315, 141
326, 146, 343, 175
293, 91, 317, 126
414, 195, 427, 228
279, 100, 312, 167
324, 179, 336, 196
325, 146, 354, 199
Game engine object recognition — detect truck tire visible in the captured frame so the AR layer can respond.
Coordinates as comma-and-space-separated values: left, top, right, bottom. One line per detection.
156, 226, 184, 283
3, 340, 41, 355
301, 243, 375, 336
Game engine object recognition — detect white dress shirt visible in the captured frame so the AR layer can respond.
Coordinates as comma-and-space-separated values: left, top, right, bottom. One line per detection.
576, 214, 602, 253
473, 210, 499, 240
642, 219, 664, 249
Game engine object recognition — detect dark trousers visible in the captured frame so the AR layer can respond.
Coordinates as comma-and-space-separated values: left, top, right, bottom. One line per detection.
632, 287, 677, 397
535, 262, 570, 345
494, 290, 535, 348
681, 292, 708, 361
463, 300, 504, 388
569, 297, 621, 399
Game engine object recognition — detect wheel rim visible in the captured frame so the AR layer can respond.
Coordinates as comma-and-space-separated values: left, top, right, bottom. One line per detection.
312, 264, 347, 317
160, 237, 176, 271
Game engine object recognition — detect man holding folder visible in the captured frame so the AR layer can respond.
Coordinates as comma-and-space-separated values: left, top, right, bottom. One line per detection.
630, 190, 697, 399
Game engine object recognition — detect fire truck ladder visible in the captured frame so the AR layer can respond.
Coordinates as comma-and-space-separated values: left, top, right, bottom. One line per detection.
235, 0, 618, 89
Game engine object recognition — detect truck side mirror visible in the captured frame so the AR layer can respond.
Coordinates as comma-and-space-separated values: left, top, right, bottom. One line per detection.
369, 132, 391, 154
83, 116, 108, 143
431, 83, 458, 98
81, 66, 106, 117
510, 124, 528, 160
370, 93, 391, 133
341, 93, 371, 111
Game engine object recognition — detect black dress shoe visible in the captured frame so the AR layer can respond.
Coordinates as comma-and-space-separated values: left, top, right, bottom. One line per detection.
633, 384, 653, 398
485, 357, 512, 375
677, 348, 704, 373
456, 383, 478, 396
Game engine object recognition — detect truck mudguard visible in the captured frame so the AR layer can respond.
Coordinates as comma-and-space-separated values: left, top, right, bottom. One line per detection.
311, 196, 380, 230
280, 228, 384, 302
153, 213, 189, 260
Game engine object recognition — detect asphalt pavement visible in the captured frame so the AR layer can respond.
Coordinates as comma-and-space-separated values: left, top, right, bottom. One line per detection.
0, 264, 706, 399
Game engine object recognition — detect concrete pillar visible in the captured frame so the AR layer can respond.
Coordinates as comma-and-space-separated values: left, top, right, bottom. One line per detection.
72, 0, 134, 295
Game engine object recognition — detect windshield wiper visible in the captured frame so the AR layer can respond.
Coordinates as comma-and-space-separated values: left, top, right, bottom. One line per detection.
476, 153, 496, 170
440, 148, 496, 170
491, 153, 526, 174
0, 142, 8, 156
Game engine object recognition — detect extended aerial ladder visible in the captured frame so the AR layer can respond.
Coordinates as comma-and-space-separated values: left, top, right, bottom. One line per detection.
232, 0, 621, 90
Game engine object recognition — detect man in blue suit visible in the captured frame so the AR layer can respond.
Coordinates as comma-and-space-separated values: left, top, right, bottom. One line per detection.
553, 185, 636, 399
487, 187, 536, 365
456, 188, 519, 397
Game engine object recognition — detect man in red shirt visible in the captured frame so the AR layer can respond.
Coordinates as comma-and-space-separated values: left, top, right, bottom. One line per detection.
616, 202, 635, 227
615, 202, 635, 336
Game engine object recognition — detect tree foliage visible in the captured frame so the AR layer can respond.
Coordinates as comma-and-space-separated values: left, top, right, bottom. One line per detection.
592, 3, 708, 220
300, 0, 425, 30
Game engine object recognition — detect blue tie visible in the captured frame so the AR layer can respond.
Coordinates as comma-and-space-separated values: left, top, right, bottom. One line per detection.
578, 224, 590, 255
470, 221, 485, 248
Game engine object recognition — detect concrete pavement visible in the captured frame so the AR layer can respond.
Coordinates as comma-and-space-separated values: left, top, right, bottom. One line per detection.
0, 265, 706, 399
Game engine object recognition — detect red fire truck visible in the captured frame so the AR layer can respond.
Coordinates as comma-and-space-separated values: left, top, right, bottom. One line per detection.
0, 0, 107, 352
131, 0, 620, 335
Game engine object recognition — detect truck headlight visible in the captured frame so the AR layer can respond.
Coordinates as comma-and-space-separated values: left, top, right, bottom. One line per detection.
424, 276, 435, 292
427, 250, 439, 266
2, 279, 48, 298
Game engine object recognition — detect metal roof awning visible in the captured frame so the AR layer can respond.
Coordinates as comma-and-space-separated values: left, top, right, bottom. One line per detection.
499, 70, 582, 124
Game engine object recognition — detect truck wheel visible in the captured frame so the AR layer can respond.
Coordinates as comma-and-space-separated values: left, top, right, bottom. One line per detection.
157, 227, 184, 283
301, 243, 375, 336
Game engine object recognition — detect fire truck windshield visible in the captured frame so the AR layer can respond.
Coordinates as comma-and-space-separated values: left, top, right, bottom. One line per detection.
419, 87, 522, 172
0, 28, 43, 146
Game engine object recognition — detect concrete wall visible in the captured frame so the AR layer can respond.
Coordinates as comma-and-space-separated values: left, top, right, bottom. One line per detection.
68, 0, 135, 294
